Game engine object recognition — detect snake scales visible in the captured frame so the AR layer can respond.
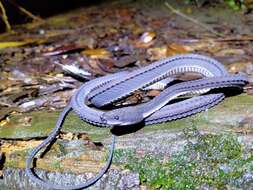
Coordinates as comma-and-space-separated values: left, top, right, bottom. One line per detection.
26, 54, 248, 190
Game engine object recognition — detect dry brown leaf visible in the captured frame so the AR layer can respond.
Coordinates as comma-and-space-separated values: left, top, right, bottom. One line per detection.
59, 132, 75, 140
1, 140, 42, 153
227, 61, 253, 74
87, 59, 107, 75
166, 43, 189, 56
147, 46, 167, 61
116, 8, 132, 22
81, 48, 112, 59
0, 119, 9, 127
114, 55, 137, 67
216, 49, 245, 56
146, 90, 161, 97
42, 44, 85, 56
182, 40, 221, 52
0, 79, 22, 91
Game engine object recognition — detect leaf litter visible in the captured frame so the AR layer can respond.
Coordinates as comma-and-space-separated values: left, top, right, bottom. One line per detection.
0, 1, 253, 188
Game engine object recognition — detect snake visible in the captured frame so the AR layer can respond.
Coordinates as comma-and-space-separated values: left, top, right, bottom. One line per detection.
25, 54, 248, 190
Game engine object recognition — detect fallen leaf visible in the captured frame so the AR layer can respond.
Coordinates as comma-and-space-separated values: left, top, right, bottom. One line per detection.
147, 46, 167, 61
0, 41, 31, 49
216, 48, 245, 56
1, 140, 42, 153
146, 90, 161, 97
0, 80, 22, 91
139, 32, 156, 43
97, 59, 115, 72
182, 40, 221, 52
244, 85, 253, 95
176, 72, 203, 81
0, 119, 9, 127
42, 44, 85, 56
114, 55, 137, 67
58, 132, 90, 141
0, 107, 19, 121
9, 88, 38, 103
87, 59, 107, 75
228, 61, 253, 74
0, 39, 44, 49
59, 132, 74, 140
135, 31, 156, 48
81, 48, 112, 59
116, 8, 132, 22
166, 43, 188, 56
114, 91, 145, 106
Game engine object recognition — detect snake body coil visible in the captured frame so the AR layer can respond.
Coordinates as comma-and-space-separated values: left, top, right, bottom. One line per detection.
26, 54, 248, 190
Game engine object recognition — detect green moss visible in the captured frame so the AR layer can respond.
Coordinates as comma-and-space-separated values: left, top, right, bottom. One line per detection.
185, 0, 247, 11
0, 111, 110, 141
114, 129, 253, 189
0, 94, 252, 141
0, 184, 11, 190
51, 160, 64, 171
137, 94, 253, 133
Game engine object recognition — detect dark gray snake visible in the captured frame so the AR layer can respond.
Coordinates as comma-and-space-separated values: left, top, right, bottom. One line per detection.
25, 54, 248, 190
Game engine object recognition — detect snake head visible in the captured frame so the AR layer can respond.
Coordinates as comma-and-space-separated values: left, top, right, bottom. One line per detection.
100, 107, 144, 126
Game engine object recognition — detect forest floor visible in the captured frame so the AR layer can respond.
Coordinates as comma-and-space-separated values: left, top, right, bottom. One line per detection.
0, 0, 253, 189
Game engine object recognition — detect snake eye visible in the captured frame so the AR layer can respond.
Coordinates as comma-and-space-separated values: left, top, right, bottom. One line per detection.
114, 115, 119, 120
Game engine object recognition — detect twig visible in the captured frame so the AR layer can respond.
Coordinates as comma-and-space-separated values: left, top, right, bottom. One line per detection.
8, 0, 42, 21
214, 35, 253, 42
0, 1, 11, 32
164, 1, 224, 37
181, 35, 253, 43
0, 101, 13, 107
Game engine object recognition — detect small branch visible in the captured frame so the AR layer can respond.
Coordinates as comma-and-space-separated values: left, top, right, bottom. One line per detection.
181, 35, 253, 43
8, 0, 43, 21
0, 1, 11, 32
0, 102, 13, 107
164, 1, 224, 37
